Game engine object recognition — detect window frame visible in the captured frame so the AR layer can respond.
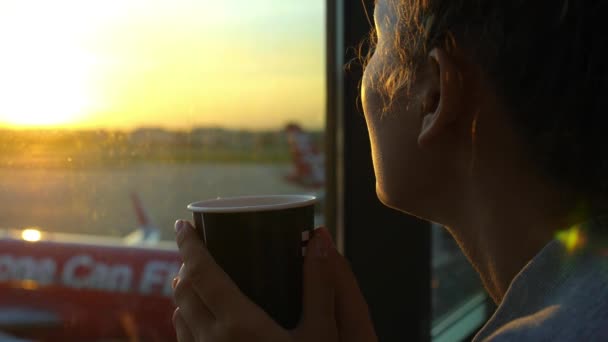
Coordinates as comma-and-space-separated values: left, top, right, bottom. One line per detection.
326, 1, 431, 340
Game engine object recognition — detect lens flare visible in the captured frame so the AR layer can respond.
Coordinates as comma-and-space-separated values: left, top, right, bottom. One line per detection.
555, 225, 586, 254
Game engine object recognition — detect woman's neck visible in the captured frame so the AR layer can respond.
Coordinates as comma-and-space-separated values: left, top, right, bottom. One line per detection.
445, 169, 582, 304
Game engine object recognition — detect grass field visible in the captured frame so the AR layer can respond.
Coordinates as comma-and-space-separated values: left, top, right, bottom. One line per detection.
0, 162, 310, 240
1, 144, 291, 169
0, 129, 298, 168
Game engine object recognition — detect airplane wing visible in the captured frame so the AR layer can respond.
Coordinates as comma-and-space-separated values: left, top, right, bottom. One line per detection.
0, 332, 32, 342
0, 307, 60, 340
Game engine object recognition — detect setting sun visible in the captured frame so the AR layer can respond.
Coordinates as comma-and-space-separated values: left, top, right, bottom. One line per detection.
0, 53, 95, 127
0, 1, 102, 128
0, 0, 324, 130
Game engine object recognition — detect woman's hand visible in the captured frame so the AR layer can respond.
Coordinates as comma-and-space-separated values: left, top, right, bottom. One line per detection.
171, 220, 377, 342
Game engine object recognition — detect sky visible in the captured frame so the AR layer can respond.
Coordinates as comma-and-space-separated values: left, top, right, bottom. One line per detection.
0, 0, 325, 131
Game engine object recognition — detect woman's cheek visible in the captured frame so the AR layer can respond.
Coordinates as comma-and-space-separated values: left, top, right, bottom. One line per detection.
361, 84, 385, 164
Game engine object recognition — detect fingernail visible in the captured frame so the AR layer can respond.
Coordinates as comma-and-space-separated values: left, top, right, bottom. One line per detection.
311, 228, 333, 258
172, 276, 179, 289
174, 220, 185, 233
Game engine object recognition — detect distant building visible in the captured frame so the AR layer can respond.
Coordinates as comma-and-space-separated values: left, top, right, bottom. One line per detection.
190, 127, 228, 147
130, 128, 176, 145
190, 128, 257, 149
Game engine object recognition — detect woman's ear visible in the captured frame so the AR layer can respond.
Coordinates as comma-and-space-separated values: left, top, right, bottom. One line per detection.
418, 48, 465, 147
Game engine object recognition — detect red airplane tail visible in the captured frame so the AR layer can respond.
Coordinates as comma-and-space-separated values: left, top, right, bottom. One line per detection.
131, 192, 150, 227
124, 192, 160, 245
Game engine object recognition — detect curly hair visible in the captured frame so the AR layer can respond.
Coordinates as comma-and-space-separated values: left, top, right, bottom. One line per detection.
366, 0, 608, 206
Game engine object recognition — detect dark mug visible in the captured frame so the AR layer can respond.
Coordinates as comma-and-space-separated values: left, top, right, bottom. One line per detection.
187, 195, 316, 329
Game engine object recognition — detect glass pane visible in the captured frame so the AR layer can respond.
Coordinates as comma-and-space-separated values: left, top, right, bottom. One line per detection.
0, 0, 325, 340
432, 223, 487, 341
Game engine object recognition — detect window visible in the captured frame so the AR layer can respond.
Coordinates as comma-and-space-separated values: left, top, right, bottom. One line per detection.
431, 224, 488, 342
0, 1, 325, 340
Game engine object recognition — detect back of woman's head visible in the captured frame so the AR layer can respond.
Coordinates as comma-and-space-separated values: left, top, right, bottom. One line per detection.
375, 0, 608, 207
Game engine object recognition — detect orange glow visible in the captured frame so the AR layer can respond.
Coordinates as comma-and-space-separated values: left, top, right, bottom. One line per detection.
17, 280, 40, 291
22, 228, 42, 242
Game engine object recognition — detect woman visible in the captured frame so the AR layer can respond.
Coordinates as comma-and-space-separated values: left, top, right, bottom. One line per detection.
172, 0, 608, 340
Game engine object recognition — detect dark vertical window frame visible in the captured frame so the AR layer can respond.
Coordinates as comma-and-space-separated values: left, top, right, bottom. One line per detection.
326, 1, 432, 341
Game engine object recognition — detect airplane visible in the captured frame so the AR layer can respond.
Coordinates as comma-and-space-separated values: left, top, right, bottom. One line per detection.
284, 123, 325, 189
0, 127, 326, 341
0, 193, 181, 341
284, 123, 326, 226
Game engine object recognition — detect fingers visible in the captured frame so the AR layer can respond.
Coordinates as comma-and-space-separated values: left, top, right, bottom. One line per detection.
296, 226, 377, 341
334, 253, 378, 342
296, 227, 338, 340
174, 220, 252, 318
173, 272, 215, 330
302, 227, 336, 320
173, 308, 196, 342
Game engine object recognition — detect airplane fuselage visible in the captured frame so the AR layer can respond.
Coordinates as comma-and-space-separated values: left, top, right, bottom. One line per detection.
0, 229, 180, 341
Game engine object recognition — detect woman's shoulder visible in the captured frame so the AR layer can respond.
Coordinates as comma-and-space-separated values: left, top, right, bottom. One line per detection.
477, 284, 608, 341
475, 227, 608, 341
478, 302, 608, 341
